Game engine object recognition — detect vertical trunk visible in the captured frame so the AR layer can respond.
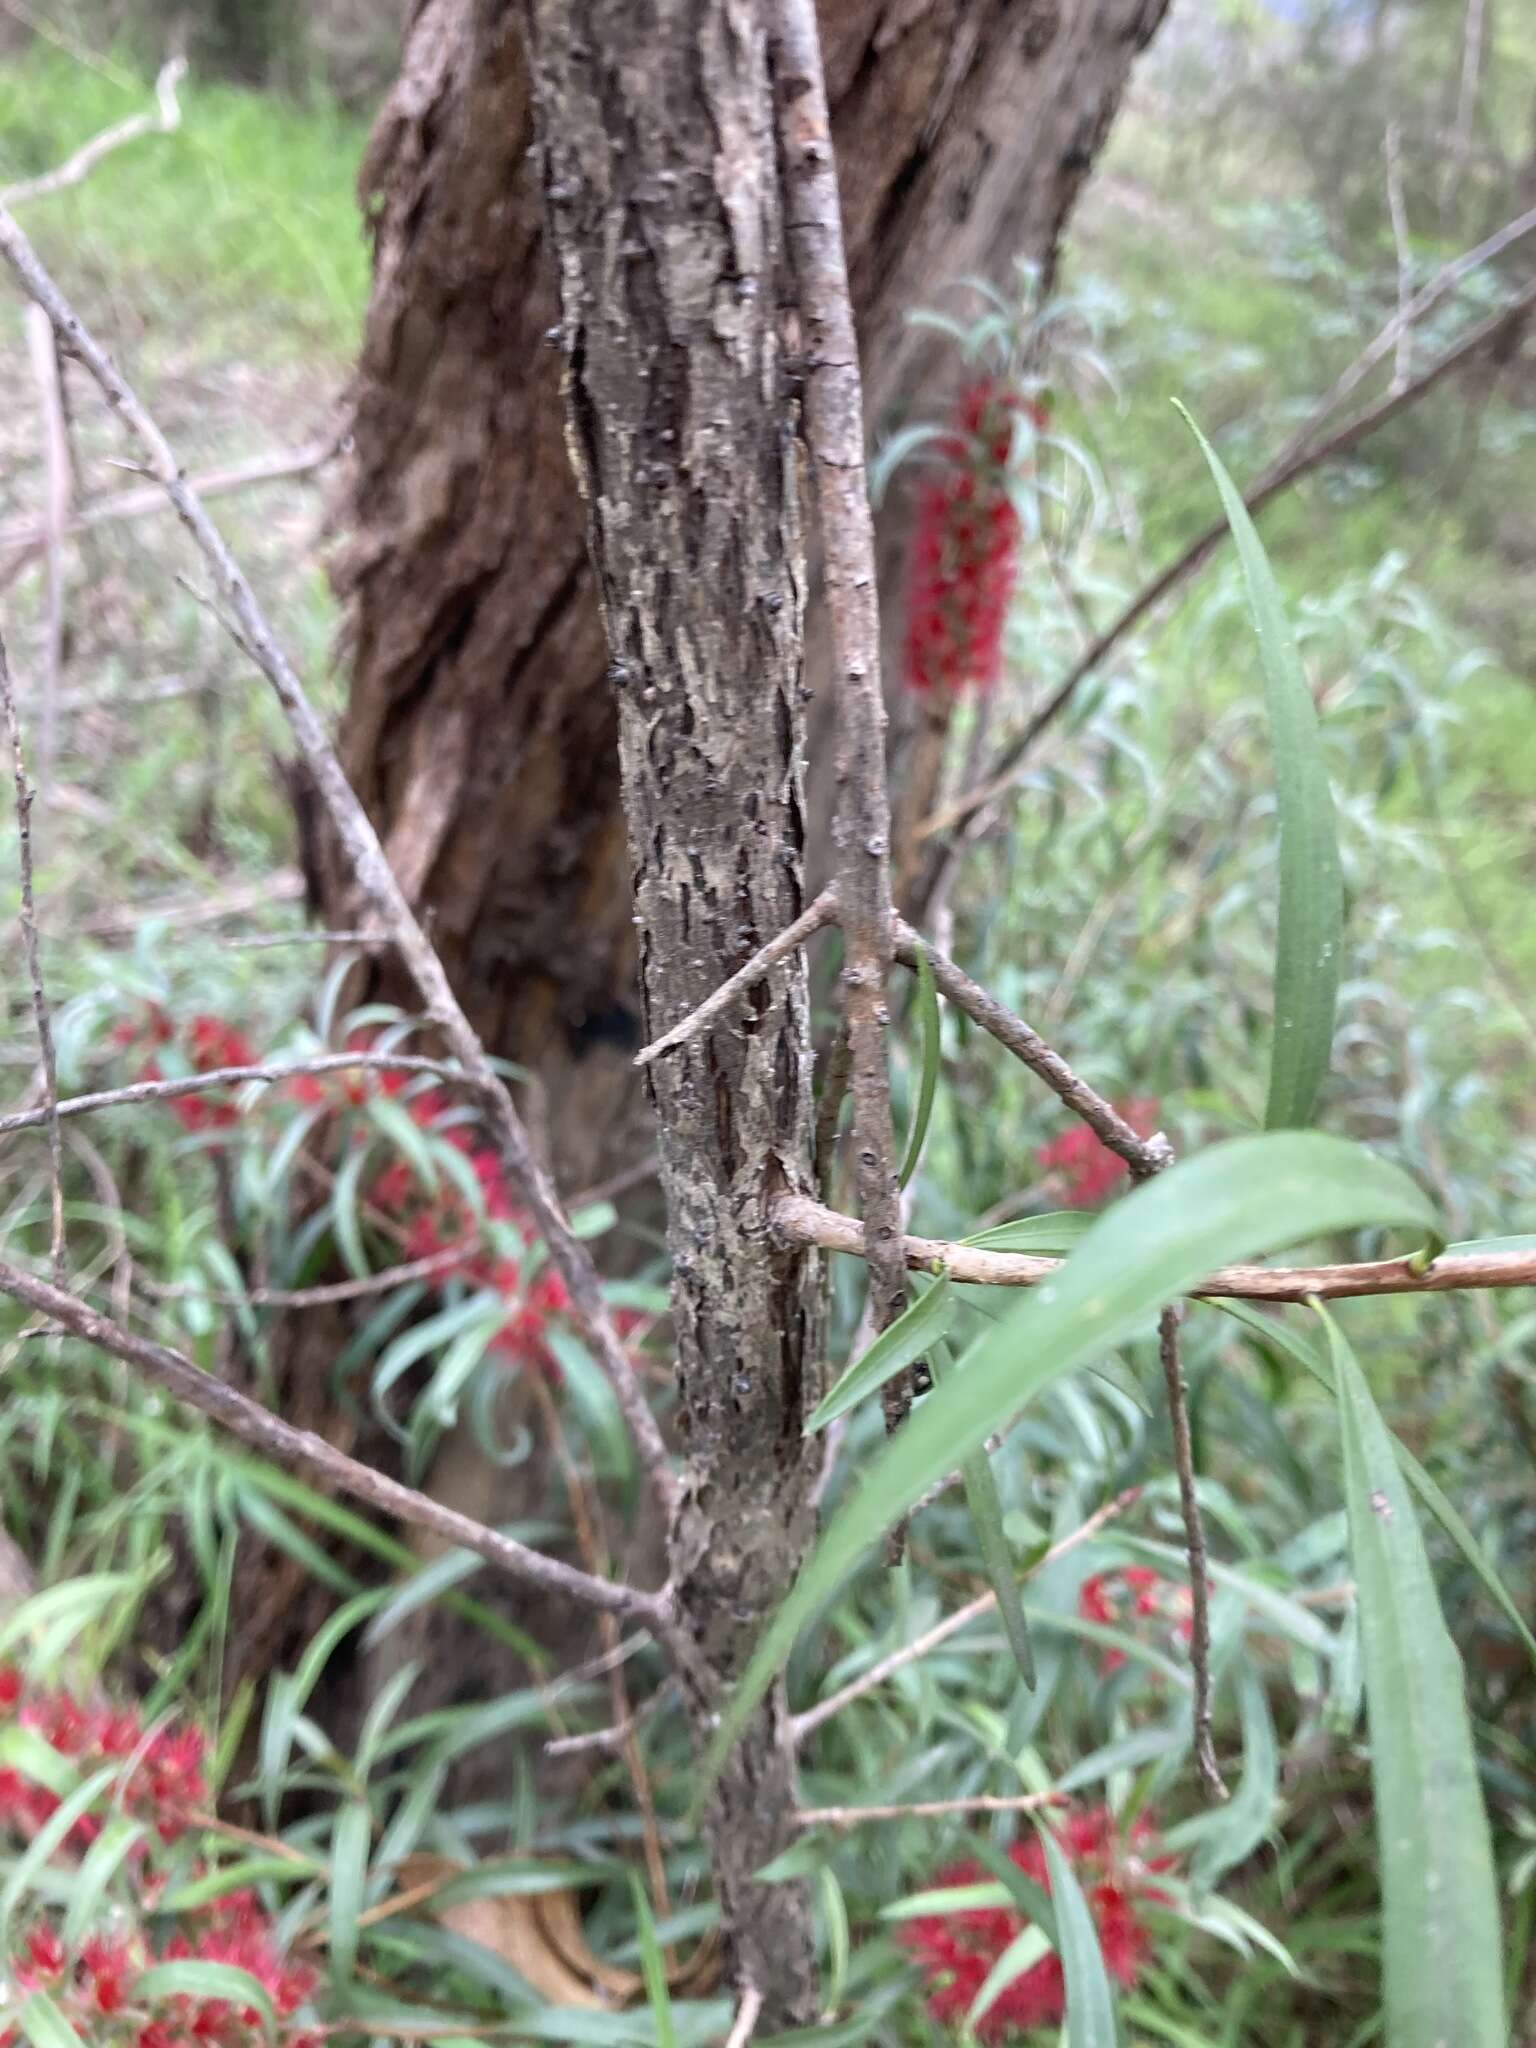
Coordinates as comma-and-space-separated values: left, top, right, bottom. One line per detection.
525, 3, 821, 2014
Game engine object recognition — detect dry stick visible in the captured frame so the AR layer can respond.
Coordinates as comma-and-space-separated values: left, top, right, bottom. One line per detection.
0, 1052, 487, 1139
0, 56, 185, 207
23, 306, 70, 797
0, 205, 676, 1520
892, 919, 1172, 1174
0, 629, 64, 1283
795, 1790, 1061, 1829
0, 438, 340, 588
1156, 1302, 1221, 1800
724, 1985, 764, 2048
770, 1189, 1536, 1302
1384, 124, 1414, 397
790, 1489, 1137, 1745
137, 1247, 468, 1311
634, 888, 838, 1067
776, 2, 911, 1442
0, 1257, 659, 1624
79, 870, 305, 939
926, 271, 1536, 843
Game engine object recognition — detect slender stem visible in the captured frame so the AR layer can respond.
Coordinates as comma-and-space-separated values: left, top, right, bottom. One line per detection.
771, 1189, 1536, 1301
0, 204, 676, 1519
634, 888, 837, 1067
0, 628, 65, 1282
1157, 1304, 1224, 1800
775, 0, 910, 1437
795, 1790, 1062, 1828
0, 1258, 663, 1625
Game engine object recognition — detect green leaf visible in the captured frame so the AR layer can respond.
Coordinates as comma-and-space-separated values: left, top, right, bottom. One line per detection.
960, 1212, 1094, 1254
806, 1273, 953, 1433
63, 1816, 145, 1945
1182, 1666, 1277, 1892
1325, 1306, 1506, 2048
16, 1992, 85, 2048
897, 942, 941, 1189
329, 1798, 372, 1982
161, 1856, 316, 1913
1212, 1297, 1536, 1668
132, 1961, 277, 2025
970, 1924, 1054, 2030
1036, 1816, 1117, 2048
1176, 403, 1342, 1131
629, 1874, 678, 2048
933, 1339, 1034, 1690
700, 1131, 1437, 1805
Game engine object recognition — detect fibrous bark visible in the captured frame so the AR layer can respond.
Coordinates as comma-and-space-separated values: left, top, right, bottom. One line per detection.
525, 0, 821, 2016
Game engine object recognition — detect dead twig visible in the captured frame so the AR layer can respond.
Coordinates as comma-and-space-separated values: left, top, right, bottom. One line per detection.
0, 1258, 664, 1625
0, 204, 676, 1519
795, 1791, 1061, 1828
634, 889, 838, 1066
1157, 1303, 1223, 1801
23, 306, 70, 796
770, 1188, 1536, 1301
0, 56, 186, 207
724, 1984, 764, 2048
776, 2, 911, 1446
136, 1247, 469, 1311
0, 628, 64, 1282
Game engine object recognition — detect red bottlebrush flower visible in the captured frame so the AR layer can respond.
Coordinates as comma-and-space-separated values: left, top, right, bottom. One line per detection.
0, 1663, 21, 1710
23, 1923, 67, 1981
901, 378, 1026, 700
1077, 1563, 1201, 1677
900, 1804, 1173, 2041
1037, 1098, 1162, 1209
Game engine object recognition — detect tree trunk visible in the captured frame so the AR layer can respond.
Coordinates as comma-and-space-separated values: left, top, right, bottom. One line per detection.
317, 0, 1171, 1188
525, 1, 821, 2014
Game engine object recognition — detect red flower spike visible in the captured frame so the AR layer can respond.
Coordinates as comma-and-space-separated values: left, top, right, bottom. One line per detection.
1036, 1098, 1162, 1209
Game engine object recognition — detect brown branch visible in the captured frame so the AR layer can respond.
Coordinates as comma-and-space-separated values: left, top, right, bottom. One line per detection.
0, 1258, 662, 1623
23, 305, 70, 797
0, 204, 676, 1519
790, 1488, 1138, 1744
0, 627, 65, 1281
77, 871, 305, 939
771, 1189, 1536, 1301
893, 919, 1173, 1175
0, 1052, 486, 1139
926, 271, 1536, 842
795, 1791, 1061, 1828
1158, 1304, 1222, 1800
137, 1247, 469, 1311
0, 56, 185, 206
0, 436, 339, 587
634, 888, 838, 1067
775, 2, 910, 1442
724, 1986, 764, 2048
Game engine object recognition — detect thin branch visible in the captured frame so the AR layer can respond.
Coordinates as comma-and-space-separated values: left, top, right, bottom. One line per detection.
0, 204, 676, 1519
1384, 124, 1414, 396
775, 1, 911, 1437
220, 928, 386, 952
0, 436, 340, 586
1157, 1305, 1223, 1801
543, 1680, 675, 1760
893, 919, 1173, 1175
0, 1052, 487, 1139
926, 270, 1536, 841
770, 1189, 1536, 1301
0, 1257, 661, 1623
137, 1247, 469, 1311
0, 56, 186, 206
23, 305, 70, 797
790, 1489, 1137, 1744
724, 1984, 764, 2048
0, 628, 64, 1281
78, 871, 305, 938
634, 888, 837, 1067
795, 1791, 1061, 1828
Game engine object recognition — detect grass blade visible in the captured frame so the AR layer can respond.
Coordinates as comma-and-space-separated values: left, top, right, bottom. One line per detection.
1324, 1306, 1505, 2048
933, 1339, 1035, 1690
897, 941, 941, 1188
1036, 1817, 1117, 2048
700, 1132, 1437, 1803
1177, 403, 1342, 1131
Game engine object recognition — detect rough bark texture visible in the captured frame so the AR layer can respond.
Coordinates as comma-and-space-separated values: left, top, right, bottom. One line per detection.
319, 0, 1172, 1185
525, 0, 821, 2017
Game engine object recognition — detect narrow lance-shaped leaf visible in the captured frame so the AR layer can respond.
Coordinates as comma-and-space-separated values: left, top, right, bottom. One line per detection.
897, 941, 941, 1189
1210, 1295, 1536, 1668
1176, 403, 1342, 1131
698, 1131, 1438, 1805
1323, 1306, 1506, 2048
933, 1337, 1035, 1690
805, 1272, 954, 1433
1035, 1818, 1117, 2048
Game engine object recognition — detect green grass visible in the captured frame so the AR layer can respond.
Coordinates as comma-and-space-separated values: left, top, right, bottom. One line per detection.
0, 46, 369, 358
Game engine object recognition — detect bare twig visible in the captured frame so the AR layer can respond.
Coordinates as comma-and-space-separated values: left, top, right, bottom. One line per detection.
770, 1189, 1536, 1301
0, 628, 64, 1281
1158, 1304, 1223, 1800
23, 306, 70, 796
893, 919, 1173, 1175
795, 1791, 1061, 1828
927, 270, 1536, 841
790, 1489, 1137, 1743
78, 871, 305, 938
0, 56, 185, 207
0, 205, 676, 1518
775, 1, 911, 1442
1384, 125, 1414, 396
137, 1247, 469, 1311
0, 1258, 662, 1624
724, 1984, 764, 2048
220, 927, 385, 952
1443, 0, 1487, 212
0, 1052, 486, 1139
634, 888, 837, 1067
543, 1680, 675, 1759
0, 436, 340, 589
